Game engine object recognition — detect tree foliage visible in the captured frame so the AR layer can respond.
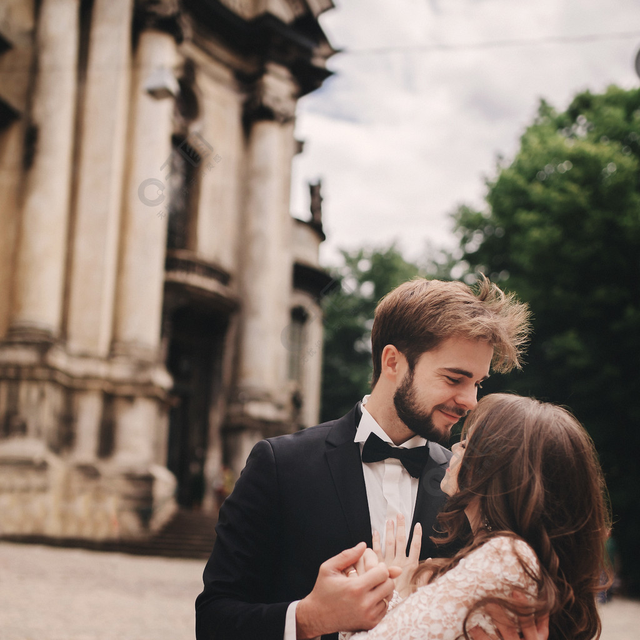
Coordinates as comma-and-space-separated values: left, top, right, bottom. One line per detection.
453, 85, 640, 593
320, 245, 423, 422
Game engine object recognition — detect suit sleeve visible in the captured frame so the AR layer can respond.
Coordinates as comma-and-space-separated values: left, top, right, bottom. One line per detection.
195, 439, 290, 640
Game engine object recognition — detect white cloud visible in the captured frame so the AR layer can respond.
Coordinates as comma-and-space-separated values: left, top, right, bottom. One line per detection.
291, 0, 640, 265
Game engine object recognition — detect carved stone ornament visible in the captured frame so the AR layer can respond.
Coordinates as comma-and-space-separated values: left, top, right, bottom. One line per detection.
137, 0, 180, 19
246, 63, 298, 123
217, 0, 313, 21
135, 0, 184, 42
144, 67, 180, 99
218, 0, 254, 19
309, 179, 323, 226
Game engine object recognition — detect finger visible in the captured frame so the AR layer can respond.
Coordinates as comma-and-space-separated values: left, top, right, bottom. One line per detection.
385, 519, 395, 562
485, 603, 518, 640
367, 574, 396, 605
372, 530, 383, 562
512, 591, 534, 619
518, 613, 548, 640
534, 614, 549, 640
344, 564, 357, 578
388, 565, 402, 579
363, 548, 379, 572
485, 603, 514, 628
354, 550, 367, 576
491, 618, 519, 640
408, 523, 422, 564
518, 613, 536, 631
369, 599, 390, 628
468, 625, 497, 640
511, 591, 547, 640
356, 563, 391, 592
395, 514, 407, 557
325, 542, 367, 573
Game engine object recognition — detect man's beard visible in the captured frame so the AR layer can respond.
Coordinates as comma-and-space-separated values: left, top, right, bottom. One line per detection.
393, 369, 465, 443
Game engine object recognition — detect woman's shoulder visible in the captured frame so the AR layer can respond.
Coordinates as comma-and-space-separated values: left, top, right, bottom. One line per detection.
482, 533, 537, 555
462, 534, 540, 578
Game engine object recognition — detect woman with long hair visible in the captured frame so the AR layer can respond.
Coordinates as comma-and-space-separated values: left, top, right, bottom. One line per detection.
343, 393, 610, 640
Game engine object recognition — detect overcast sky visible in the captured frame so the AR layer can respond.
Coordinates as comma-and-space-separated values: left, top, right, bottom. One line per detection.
290, 0, 640, 266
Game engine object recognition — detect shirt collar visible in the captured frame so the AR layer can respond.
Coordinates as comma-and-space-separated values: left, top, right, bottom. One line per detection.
355, 395, 428, 450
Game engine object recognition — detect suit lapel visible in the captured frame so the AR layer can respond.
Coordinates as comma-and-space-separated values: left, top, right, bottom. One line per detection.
325, 405, 373, 547
409, 442, 451, 558
323, 405, 452, 555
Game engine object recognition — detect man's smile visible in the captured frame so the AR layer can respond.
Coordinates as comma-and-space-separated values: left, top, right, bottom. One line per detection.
438, 407, 466, 422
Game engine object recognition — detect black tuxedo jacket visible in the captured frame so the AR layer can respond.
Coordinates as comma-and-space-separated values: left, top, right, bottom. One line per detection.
195, 404, 452, 640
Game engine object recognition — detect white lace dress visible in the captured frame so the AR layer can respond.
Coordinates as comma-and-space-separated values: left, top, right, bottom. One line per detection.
341, 536, 539, 640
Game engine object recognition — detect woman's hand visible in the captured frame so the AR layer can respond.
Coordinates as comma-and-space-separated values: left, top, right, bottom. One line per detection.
372, 514, 422, 599
469, 592, 550, 640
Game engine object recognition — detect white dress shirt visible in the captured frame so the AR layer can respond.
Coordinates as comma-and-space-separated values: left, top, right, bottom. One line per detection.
285, 397, 428, 640
356, 395, 427, 548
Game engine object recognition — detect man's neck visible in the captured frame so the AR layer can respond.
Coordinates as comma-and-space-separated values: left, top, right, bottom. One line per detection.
364, 390, 415, 446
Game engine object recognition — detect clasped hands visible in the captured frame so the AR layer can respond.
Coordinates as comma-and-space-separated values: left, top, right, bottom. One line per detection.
296, 515, 422, 639
296, 514, 548, 640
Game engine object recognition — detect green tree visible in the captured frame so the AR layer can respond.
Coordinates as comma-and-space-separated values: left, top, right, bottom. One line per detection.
320, 245, 423, 422
453, 85, 640, 594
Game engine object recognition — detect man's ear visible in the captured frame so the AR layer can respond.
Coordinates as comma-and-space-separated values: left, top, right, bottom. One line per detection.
380, 345, 406, 382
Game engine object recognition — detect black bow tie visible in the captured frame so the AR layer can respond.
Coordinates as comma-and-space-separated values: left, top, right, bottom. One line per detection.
361, 433, 431, 478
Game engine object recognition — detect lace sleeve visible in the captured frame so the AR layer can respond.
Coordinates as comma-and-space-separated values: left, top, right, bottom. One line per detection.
388, 590, 403, 611
345, 536, 539, 640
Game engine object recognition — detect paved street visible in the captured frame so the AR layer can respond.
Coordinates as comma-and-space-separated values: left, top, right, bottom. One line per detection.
599, 597, 640, 640
0, 542, 204, 640
0, 541, 638, 640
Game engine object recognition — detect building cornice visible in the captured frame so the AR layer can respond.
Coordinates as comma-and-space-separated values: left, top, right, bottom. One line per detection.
293, 261, 336, 301
183, 0, 335, 97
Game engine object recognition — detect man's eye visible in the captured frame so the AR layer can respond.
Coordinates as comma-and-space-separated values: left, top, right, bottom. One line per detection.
446, 376, 461, 384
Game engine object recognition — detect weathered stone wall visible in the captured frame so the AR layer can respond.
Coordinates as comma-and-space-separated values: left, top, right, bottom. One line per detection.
0, 0, 334, 541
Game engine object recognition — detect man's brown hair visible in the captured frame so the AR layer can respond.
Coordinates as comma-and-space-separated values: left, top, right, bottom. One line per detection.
370, 276, 531, 386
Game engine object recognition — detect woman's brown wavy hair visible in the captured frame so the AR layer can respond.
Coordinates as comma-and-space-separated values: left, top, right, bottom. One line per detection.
412, 393, 611, 640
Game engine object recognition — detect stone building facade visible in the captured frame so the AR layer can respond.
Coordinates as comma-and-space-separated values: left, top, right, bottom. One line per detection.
0, 0, 334, 540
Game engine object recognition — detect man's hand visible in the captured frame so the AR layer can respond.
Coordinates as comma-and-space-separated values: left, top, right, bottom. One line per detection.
296, 542, 397, 639
349, 547, 403, 582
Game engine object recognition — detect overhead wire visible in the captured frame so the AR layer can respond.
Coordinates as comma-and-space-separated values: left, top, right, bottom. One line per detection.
342, 30, 640, 55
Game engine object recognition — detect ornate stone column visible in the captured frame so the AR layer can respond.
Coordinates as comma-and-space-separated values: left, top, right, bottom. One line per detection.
0, 122, 24, 340
64, 0, 134, 463
112, 27, 177, 360
111, 22, 178, 467
0, 2, 35, 339
228, 64, 299, 468
238, 118, 295, 394
9, 0, 79, 340
301, 298, 324, 428
66, 0, 134, 357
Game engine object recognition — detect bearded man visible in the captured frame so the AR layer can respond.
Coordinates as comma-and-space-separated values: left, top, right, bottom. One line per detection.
196, 277, 531, 640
